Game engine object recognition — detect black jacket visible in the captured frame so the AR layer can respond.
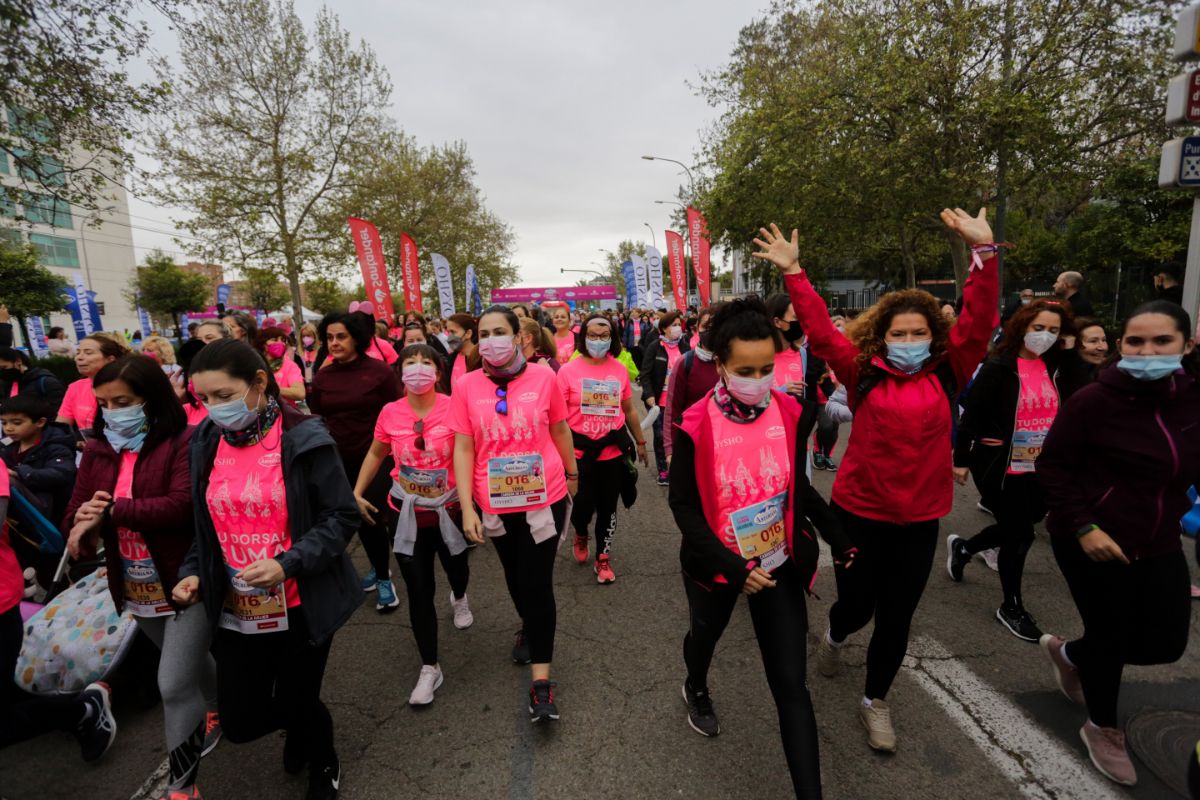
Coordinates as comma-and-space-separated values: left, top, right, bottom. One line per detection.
180, 404, 362, 645
639, 336, 691, 405
0, 367, 66, 411
1, 423, 76, 518
954, 348, 1092, 470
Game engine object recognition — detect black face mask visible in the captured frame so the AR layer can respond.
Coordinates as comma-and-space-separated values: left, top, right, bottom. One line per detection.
783, 320, 805, 343
0, 367, 21, 382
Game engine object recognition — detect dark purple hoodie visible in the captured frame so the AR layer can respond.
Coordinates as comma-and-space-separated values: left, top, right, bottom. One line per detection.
1037, 364, 1200, 560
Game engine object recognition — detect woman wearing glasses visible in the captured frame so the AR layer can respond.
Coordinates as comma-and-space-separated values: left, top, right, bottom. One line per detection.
449, 306, 578, 723
352, 344, 472, 708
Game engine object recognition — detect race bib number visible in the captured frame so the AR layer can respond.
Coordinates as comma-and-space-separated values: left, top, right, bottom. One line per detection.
1008, 430, 1045, 474
487, 454, 547, 509
122, 555, 172, 618
729, 491, 789, 572
219, 566, 289, 634
581, 378, 621, 417
397, 464, 449, 499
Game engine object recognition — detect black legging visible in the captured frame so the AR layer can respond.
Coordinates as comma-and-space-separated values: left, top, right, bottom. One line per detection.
490, 496, 568, 664
683, 561, 822, 799
1052, 536, 1190, 728
389, 509, 470, 666
814, 406, 838, 457
651, 409, 667, 474
340, 450, 393, 580
0, 605, 88, 748
570, 456, 623, 557
827, 503, 939, 700
961, 449, 1044, 608
214, 608, 336, 771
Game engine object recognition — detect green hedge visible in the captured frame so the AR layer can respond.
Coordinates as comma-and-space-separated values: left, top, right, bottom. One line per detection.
31, 355, 80, 385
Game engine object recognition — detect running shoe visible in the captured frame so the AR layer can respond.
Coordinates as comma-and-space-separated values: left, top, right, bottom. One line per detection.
859, 699, 897, 753
306, 754, 341, 800
529, 680, 559, 723
200, 710, 222, 757
283, 730, 307, 775
359, 567, 377, 593
1080, 721, 1137, 786
76, 681, 117, 762
450, 592, 474, 629
978, 548, 1000, 572
681, 680, 720, 737
375, 580, 400, 613
572, 534, 589, 564
823, 455, 838, 472
159, 787, 202, 800
976, 501, 994, 516
996, 605, 1042, 642
1038, 634, 1085, 705
656, 470, 670, 486
409, 665, 444, 706
812, 453, 828, 470
594, 554, 616, 584
815, 630, 842, 678
511, 629, 532, 665
945, 534, 969, 582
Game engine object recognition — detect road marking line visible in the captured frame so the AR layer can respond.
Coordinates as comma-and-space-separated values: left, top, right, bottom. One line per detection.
908, 636, 1125, 800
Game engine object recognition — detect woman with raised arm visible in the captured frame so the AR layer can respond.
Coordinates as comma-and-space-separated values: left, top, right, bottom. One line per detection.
751, 209, 999, 753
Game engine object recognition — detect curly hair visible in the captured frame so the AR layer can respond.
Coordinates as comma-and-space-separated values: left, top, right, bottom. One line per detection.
992, 299, 1074, 361
850, 289, 950, 370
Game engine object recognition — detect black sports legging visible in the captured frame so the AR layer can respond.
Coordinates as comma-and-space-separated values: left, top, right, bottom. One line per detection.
340, 450, 394, 580
960, 448, 1044, 608
827, 503, 939, 700
0, 605, 88, 748
682, 561, 822, 799
570, 456, 624, 557
490, 496, 569, 664
1051, 536, 1190, 728
814, 406, 838, 457
389, 509, 470, 666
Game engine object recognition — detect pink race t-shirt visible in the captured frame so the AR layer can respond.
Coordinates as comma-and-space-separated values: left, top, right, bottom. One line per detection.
1009, 357, 1059, 475
556, 355, 632, 461
554, 334, 576, 364
448, 363, 568, 514
115, 451, 173, 617
660, 342, 684, 404
205, 422, 300, 609
274, 359, 304, 406
58, 377, 97, 429
451, 353, 470, 385
710, 399, 792, 574
374, 394, 456, 493
773, 347, 806, 392
184, 402, 209, 426
366, 337, 399, 366
0, 468, 22, 615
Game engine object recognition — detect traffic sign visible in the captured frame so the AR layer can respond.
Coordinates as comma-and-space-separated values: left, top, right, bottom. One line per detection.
1175, 3, 1200, 61
1167, 70, 1200, 125
1157, 137, 1200, 188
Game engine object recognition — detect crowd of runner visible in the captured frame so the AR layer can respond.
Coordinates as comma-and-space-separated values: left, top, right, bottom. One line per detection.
0, 207, 1198, 799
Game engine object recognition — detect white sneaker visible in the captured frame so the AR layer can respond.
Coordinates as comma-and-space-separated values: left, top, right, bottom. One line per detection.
408, 664, 444, 706
450, 592, 474, 630
977, 548, 1000, 572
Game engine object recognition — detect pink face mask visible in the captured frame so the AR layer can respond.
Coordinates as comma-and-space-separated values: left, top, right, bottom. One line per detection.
478, 335, 516, 366
402, 362, 437, 394
265, 342, 287, 359
301, 336, 315, 348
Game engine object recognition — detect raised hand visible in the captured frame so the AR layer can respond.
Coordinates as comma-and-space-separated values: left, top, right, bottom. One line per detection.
751, 224, 802, 274
939, 207, 993, 246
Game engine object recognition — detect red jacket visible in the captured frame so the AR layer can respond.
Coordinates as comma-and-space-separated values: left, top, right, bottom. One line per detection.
63, 427, 195, 612
784, 257, 998, 523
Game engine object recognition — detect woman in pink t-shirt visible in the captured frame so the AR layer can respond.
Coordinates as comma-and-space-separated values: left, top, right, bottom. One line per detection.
556, 314, 648, 584
257, 327, 306, 406
449, 306, 578, 723
57, 333, 129, 441
353, 343, 471, 707
445, 313, 480, 387
547, 304, 576, 364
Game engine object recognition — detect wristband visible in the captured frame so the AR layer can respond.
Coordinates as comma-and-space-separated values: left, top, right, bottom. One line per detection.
565, 471, 579, 479
635, 440, 646, 446
1074, 523, 1098, 538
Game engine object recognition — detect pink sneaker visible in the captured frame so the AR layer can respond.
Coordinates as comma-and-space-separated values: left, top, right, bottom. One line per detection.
594, 554, 616, 584
1080, 721, 1137, 786
572, 535, 589, 564
1039, 634, 1085, 705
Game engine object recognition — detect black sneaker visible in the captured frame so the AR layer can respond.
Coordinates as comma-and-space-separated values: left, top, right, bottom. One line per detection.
996, 605, 1043, 642
76, 682, 118, 762
511, 629, 532, 665
682, 680, 720, 737
529, 680, 559, 722
824, 455, 838, 472
945, 535, 969, 582
812, 453, 827, 470
656, 470, 670, 486
283, 729, 307, 775
306, 754, 341, 800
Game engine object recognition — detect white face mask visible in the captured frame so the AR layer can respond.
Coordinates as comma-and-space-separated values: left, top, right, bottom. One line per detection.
665, 325, 683, 342
1023, 330, 1058, 357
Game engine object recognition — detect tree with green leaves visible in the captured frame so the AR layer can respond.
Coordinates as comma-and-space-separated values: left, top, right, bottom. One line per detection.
597, 240, 648, 302
150, 0, 392, 331
0, 239, 67, 339
325, 133, 517, 311
303, 276, 348, 315
239, 266, 291, 314
127, 249, 209, 337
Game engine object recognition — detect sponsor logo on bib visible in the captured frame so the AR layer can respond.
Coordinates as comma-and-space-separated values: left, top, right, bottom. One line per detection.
754, 505, 782, 526
127, 563, 156, 581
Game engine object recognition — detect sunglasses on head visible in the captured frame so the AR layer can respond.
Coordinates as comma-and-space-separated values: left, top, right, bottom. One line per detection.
495, 385, 508, 416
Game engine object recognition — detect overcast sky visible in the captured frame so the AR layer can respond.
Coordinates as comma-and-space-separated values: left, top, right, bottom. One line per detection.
126, 0, 766, 288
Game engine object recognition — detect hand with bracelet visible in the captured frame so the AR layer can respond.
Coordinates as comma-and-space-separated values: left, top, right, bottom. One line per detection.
565, 468, 580, 497
1076, 524, 1129, 564
634, 438, 649, 467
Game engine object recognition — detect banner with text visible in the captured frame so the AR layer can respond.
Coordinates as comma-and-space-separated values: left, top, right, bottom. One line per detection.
24, 317, 48, 358
347, 217, 397, 322
621, 260, 637, 308
216, 283, 232, 307
665, 230, 688, 311
644, 245, 665, 309
137, 306, 154, 337
630, 254, 649, 309
399, 232, 423, 313
430, 253, 456, 317
466, 264, 483, 315
490, 285, 617, 303
686, 207, 712, 306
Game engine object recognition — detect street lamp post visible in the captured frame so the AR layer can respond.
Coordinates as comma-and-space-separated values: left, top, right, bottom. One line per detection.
641, 155, 696, 198
642, 223, 656, 250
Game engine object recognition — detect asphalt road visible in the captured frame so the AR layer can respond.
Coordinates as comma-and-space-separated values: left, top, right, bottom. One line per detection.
2, 426, 1198, 800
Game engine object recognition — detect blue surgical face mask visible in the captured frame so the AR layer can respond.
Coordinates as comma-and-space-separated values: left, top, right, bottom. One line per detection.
101, 404, 147, 452
886, 340, 932, 373
585, 338, 611, 359
205, 388, 260, 431
1117, 354, 1184, 381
